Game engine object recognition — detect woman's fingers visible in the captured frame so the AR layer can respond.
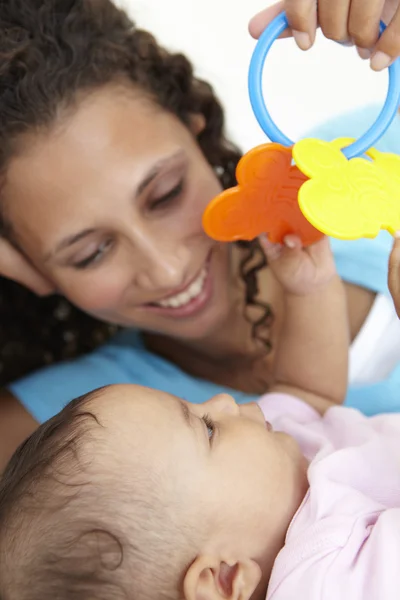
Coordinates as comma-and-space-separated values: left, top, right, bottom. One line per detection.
248, 2, 287, 39
348, 0, 385, 50
371, 2, 400, 69
248, 0, 317, 48
0, 237, 55, 296
281, 0, 318, 49
249, 0, 400, 68
317, 0, 353, 43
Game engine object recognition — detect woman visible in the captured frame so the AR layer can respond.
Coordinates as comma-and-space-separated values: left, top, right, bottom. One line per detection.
1, 0, 400, 470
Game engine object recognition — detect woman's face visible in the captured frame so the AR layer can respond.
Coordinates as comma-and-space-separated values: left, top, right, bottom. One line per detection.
4, 84, 237, 340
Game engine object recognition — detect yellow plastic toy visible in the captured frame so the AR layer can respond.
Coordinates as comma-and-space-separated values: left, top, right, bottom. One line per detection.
293, 138, 400, 240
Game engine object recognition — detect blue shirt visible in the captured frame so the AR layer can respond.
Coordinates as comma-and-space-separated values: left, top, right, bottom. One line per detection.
9, 106, 400, 422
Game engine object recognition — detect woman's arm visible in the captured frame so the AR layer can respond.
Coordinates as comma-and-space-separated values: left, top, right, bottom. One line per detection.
0, 389, 38, 474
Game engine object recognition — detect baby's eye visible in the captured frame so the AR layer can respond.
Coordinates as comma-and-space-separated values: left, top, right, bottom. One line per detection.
201, 413, 215, 444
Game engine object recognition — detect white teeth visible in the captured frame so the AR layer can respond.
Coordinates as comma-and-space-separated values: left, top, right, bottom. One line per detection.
156, 267, 207, 308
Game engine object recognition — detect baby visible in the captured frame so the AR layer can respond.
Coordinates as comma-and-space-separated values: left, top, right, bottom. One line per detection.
1, 235, 400, 600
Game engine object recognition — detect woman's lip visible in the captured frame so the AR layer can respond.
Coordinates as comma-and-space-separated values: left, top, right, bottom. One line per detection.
152, 252, 212, 304
141, 253, 214, 319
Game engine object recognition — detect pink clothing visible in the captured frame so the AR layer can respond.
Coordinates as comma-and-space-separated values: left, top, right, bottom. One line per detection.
259, 394, 400, 600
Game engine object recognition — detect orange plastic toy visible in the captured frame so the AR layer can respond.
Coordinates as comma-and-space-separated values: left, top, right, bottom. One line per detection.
202, 143, 324, 245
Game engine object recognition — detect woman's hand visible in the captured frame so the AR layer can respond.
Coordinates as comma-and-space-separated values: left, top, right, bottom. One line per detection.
249, 0, 400, 71
0, 237, 54, 296
389, 233, 400, 318
260, 234, 337, 296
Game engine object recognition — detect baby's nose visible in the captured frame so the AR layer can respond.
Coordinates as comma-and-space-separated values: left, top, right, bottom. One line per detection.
207, 393, 239, 416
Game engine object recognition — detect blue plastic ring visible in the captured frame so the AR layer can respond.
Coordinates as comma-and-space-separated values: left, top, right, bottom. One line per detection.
248, 12, 400, 159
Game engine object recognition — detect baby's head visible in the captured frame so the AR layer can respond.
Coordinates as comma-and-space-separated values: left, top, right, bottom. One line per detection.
0, 385, 307, 600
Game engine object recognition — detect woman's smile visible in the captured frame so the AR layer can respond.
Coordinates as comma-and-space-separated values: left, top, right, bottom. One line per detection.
142, 251, 213, 318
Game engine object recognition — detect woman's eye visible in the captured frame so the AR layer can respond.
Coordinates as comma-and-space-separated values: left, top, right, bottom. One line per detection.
73, 239, 113, 269
151, 179, 184, 209
201, 413, 215, 444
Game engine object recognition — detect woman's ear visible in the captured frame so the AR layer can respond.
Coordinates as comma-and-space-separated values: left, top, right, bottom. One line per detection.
183, 555, 261, 600
189, 114, 206, 137
0, 237, 55, 296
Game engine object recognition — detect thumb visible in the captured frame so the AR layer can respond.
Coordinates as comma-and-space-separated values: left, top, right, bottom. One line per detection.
388, 234, 400, 317
0, 237, 55, 296
248, 2, 286, 39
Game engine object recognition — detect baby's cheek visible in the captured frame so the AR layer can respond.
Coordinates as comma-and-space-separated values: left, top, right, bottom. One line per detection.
224, 428, 272, 485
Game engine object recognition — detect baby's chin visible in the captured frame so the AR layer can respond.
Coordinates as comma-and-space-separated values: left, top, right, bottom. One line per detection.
275, 431, 302, 458
291, 451, 309, 504
279, 433, 309, 496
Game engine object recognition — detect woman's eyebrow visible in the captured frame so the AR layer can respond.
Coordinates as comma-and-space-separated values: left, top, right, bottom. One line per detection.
47, 228, 96, 259
136, 149, 185, 197
46, 149, 186, 260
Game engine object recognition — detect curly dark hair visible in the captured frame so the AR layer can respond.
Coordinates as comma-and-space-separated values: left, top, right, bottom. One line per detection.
0, 0, 272, 386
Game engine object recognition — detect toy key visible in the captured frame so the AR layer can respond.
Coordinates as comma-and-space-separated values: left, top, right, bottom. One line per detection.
203, 12, 400, 244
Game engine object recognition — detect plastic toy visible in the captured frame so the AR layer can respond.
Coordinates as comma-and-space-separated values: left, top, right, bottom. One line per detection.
295, 137, 400, 239
203, 143, 322, 245
203, 12, 400, 245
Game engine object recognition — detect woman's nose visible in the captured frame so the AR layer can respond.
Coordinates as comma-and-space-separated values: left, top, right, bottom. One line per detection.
134, 241, 191, 291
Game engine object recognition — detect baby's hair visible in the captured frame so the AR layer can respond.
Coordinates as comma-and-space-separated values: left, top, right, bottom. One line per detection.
0, 388, 194, 600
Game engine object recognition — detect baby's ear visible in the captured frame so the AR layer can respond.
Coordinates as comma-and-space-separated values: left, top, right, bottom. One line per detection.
183, 555, 261, 600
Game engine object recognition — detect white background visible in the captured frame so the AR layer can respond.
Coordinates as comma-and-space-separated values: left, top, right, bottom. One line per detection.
117, 0, 387, 151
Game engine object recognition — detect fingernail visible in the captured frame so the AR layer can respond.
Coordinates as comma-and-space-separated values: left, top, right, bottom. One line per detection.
284, 238, 297, 249
338, 39, 354, 47
292, 30, 312, 51
357, 47, 371, 60
259, 234, 274, 249
370, 51, 392, 71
